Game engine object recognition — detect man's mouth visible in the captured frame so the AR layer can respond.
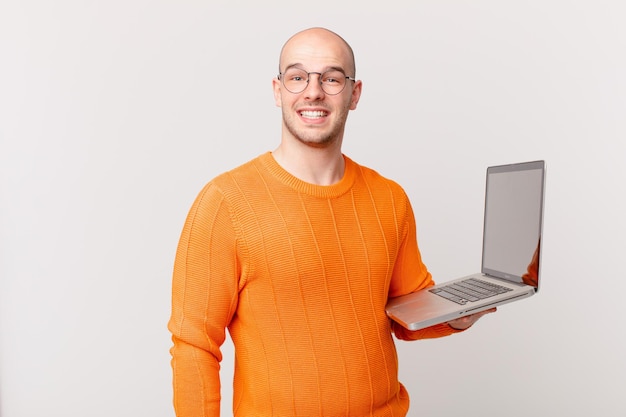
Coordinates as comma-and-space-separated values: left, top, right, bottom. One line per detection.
299, 110, 328, 119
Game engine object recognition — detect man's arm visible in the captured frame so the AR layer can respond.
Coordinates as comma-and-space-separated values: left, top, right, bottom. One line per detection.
388, 192, 496, 340
168, 183, 239, 417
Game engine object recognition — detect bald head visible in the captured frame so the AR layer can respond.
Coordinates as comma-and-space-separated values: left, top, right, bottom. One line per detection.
278, 27, 356, 77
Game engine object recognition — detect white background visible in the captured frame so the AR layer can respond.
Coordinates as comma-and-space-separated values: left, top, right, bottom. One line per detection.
1, 1, 625, 416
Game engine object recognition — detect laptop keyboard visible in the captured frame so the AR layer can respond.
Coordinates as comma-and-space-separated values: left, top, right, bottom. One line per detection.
429, 278, 513, 305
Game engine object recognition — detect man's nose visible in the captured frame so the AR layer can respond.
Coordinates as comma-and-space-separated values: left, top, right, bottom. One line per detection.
303, 73, 325, 99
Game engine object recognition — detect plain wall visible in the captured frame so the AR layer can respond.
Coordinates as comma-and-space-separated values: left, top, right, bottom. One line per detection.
1, 1, 625, 416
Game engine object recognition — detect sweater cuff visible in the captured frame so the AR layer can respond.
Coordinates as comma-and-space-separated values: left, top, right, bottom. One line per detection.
393, 321, 466, 341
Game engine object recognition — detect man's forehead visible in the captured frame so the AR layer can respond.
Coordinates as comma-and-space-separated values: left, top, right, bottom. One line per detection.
280, 35, 353, 72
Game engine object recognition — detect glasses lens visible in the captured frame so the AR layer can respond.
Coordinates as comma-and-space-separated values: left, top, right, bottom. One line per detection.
282, 68, 309, 94
320, 70, 348, 95
281, 69, 349, 95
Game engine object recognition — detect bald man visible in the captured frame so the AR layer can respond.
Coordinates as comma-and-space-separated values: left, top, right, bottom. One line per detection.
168, 27, 493, 417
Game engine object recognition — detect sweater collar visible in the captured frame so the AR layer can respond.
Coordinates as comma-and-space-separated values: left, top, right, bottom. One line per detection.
259, 152, 357, 199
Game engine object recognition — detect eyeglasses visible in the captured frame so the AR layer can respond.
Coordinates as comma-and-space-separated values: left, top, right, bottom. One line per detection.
278, 68, 356, 95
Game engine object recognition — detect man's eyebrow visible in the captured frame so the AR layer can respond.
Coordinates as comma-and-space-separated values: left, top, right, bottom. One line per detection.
282, 63, 348, 73
282, 63, 303, 72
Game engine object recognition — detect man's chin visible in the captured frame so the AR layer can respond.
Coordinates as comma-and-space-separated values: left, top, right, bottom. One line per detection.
297, 136, 336, 148
284, 121, 340, 148
289, 129, 335, 147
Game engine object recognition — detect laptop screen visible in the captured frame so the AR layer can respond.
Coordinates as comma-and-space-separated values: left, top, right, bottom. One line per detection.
481, 161, 545, 288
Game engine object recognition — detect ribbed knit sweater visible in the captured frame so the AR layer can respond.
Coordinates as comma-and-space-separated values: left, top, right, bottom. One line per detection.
168, 152, 459, 417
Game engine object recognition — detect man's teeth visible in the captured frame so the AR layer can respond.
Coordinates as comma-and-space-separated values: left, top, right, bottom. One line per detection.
300, 111, 326, 118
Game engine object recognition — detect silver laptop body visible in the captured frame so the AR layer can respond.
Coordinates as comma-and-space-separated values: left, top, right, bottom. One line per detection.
385, 160, 546, 331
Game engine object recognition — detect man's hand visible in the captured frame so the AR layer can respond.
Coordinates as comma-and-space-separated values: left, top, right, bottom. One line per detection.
447, 307, 497, 330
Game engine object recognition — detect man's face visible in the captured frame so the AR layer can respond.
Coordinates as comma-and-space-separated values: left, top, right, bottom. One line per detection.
273, 30, 362, 148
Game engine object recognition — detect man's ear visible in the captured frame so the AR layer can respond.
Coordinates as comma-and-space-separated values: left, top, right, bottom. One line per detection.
349, 80, 363, 110
272, 77, 282, 107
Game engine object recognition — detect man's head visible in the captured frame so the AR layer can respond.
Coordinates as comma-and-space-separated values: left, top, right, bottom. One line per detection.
278, 27, 357, 79
273, 27, 362, 148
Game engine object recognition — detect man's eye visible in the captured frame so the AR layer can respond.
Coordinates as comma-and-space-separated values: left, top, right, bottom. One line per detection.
323, 72, 344, 84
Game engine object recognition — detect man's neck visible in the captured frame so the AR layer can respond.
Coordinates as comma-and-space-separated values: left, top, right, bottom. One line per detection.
272, 141, 345, 186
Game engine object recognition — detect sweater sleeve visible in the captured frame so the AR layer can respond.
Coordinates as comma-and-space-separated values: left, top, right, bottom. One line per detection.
388, 192, 465, 341
167, 183, 240, 417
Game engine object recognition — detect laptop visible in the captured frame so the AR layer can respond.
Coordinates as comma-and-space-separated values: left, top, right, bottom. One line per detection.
385, 160, 546, 331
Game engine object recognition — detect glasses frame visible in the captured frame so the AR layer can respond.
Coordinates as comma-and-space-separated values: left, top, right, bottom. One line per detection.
277, 69, 356, 95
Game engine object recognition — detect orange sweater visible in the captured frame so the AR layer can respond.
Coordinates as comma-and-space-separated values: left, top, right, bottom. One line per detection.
168, 152, 458, 417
